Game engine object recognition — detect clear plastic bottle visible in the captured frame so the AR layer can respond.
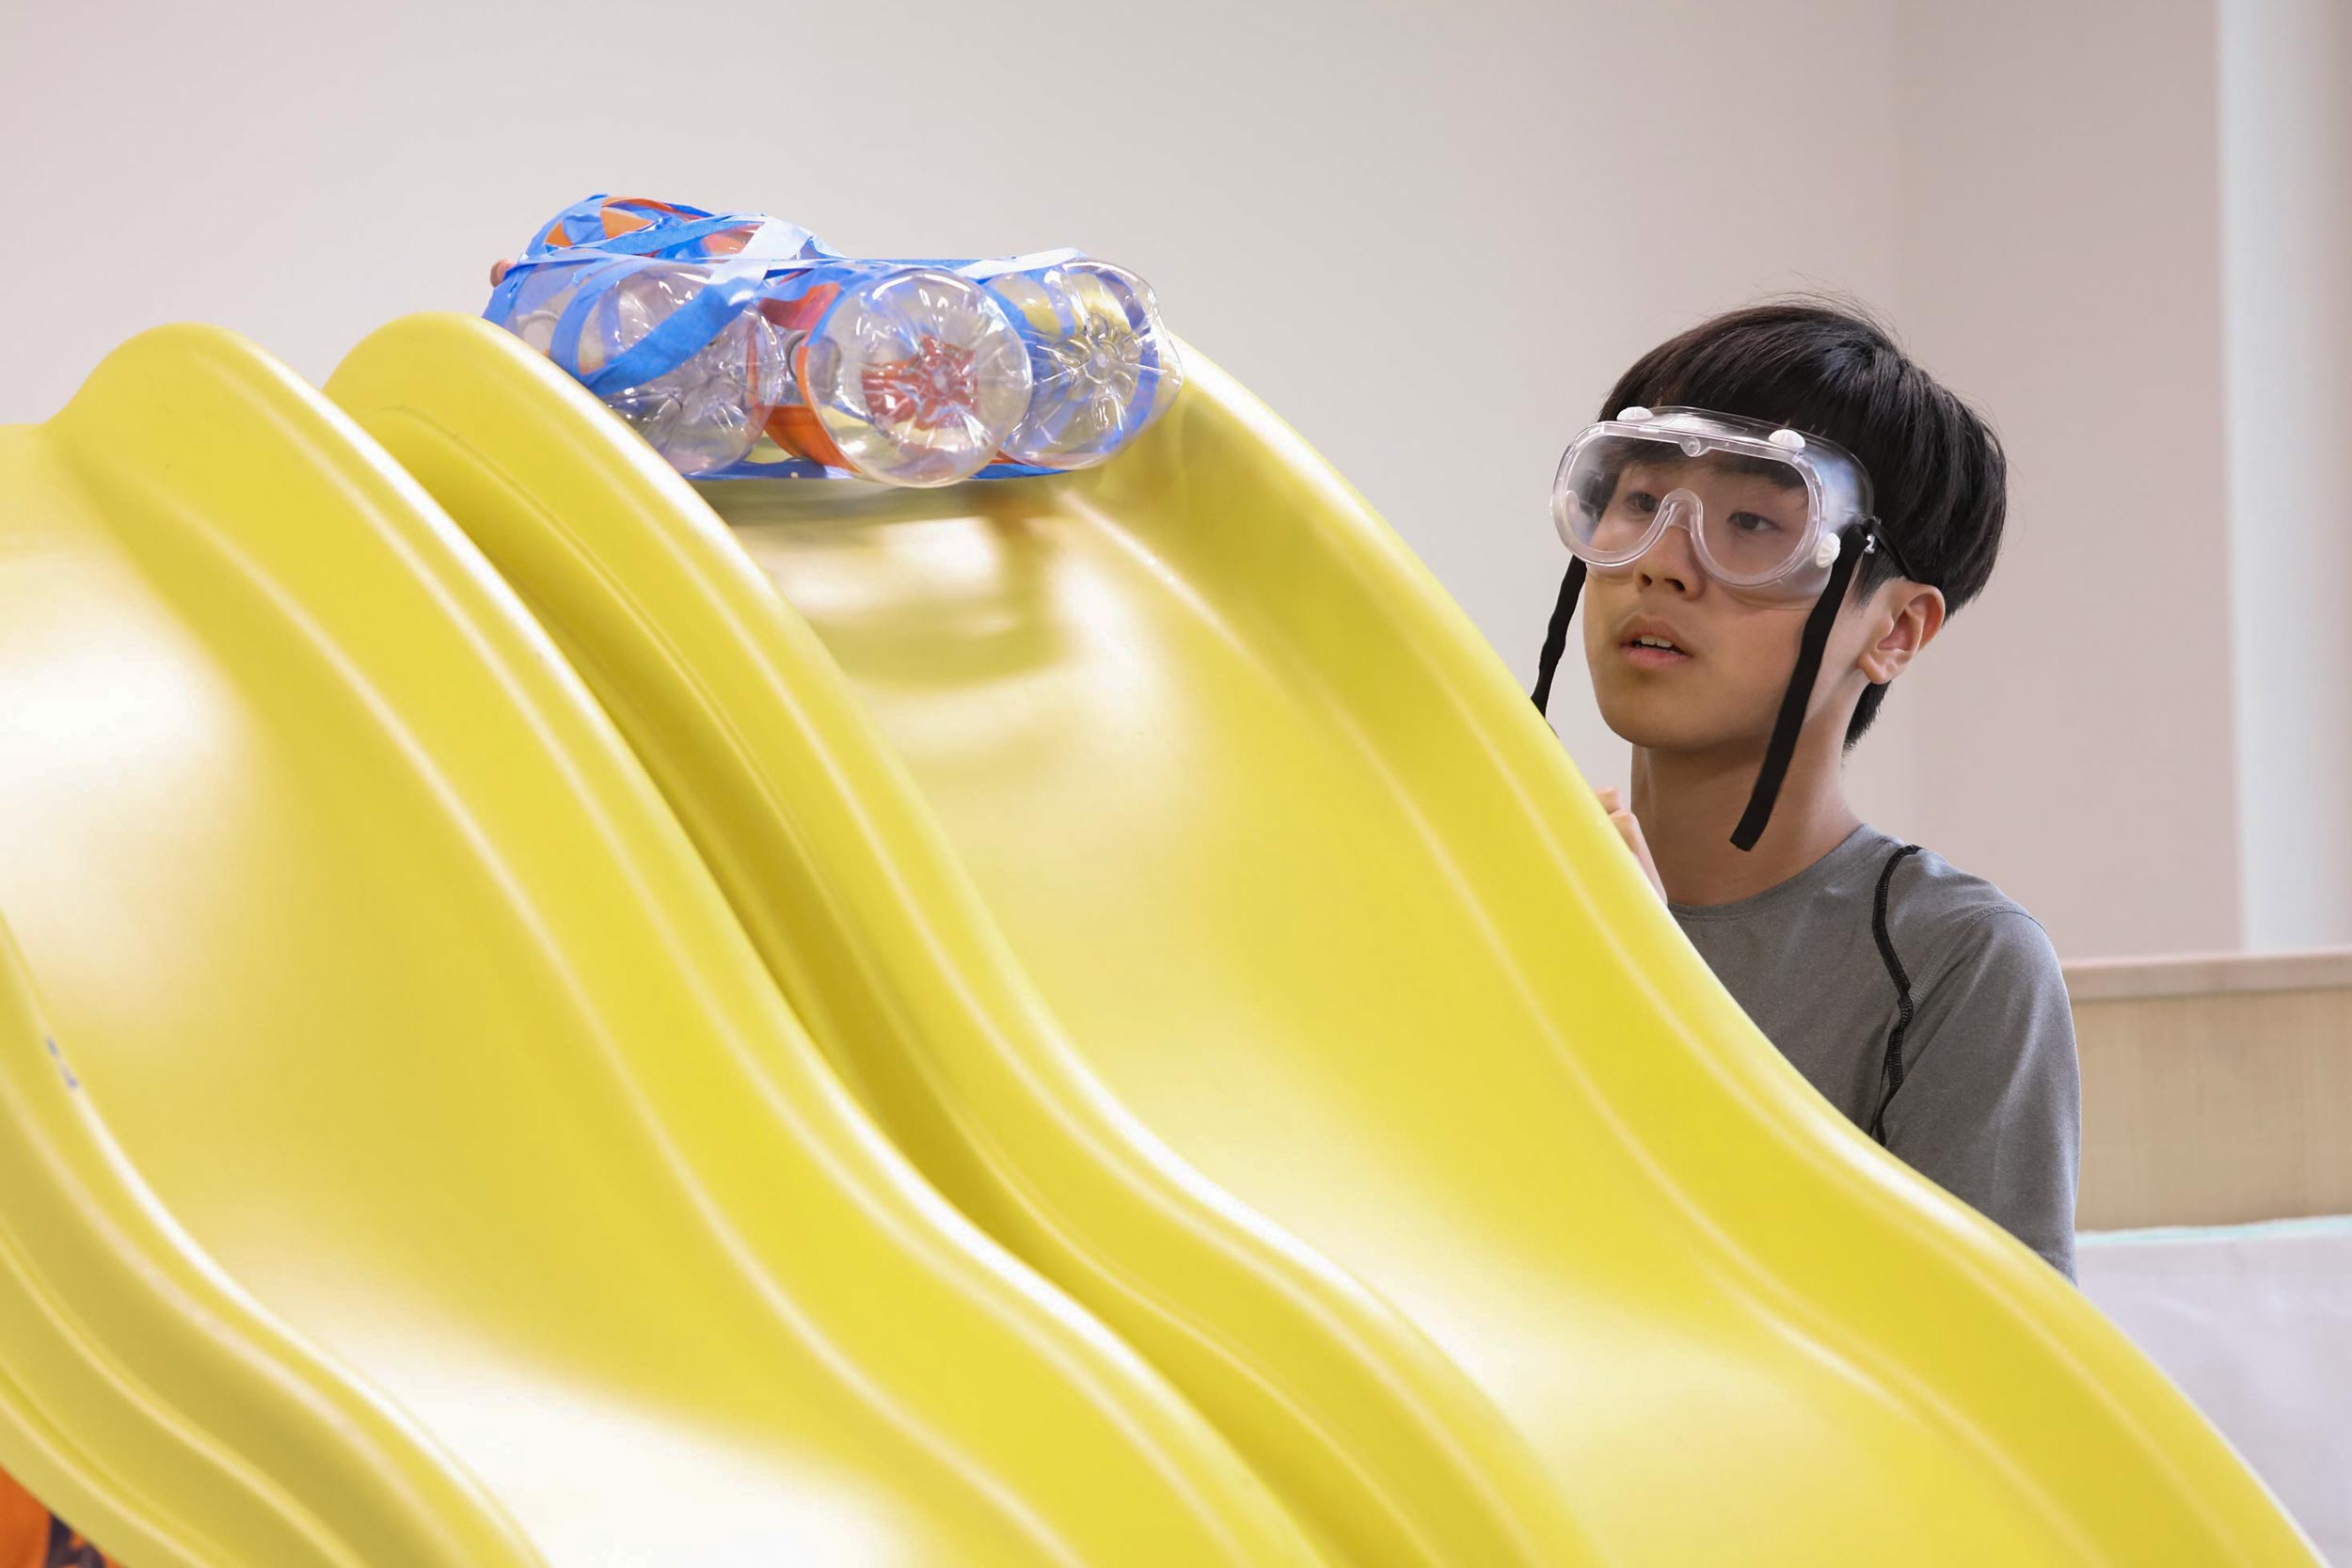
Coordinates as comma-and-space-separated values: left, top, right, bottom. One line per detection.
979, 259, 1184, 469
497, 255, 787, 477
756, 263, 1034, 487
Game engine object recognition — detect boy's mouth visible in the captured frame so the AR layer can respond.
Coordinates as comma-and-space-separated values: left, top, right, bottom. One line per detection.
1619, 628, 1693, 669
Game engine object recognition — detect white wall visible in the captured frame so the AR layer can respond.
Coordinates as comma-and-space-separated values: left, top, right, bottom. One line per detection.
2220, 0, 2352, 951
1884, 0, 2244, 957
3, 0, 2339, 958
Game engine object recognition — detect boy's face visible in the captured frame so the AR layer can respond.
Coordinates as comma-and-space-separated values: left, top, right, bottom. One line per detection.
1578, 457, 1887, 753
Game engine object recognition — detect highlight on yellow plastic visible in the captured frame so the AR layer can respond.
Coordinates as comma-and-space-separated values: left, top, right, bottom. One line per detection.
1, 904, 537, 1568
0, 325, 1322, 1568
329, 310, 2319, 1566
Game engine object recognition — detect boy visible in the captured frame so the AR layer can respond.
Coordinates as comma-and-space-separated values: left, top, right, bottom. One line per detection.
1533, 301, 2079, 1278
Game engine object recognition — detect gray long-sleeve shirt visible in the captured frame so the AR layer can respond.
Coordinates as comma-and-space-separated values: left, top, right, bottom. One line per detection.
1671, 822, 2081, 1277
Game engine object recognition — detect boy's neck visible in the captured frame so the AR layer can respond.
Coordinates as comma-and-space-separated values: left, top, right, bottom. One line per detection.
1629, 734, 1864, 909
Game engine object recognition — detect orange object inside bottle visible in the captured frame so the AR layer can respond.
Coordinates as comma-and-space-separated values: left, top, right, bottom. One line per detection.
755, 286, 850, 469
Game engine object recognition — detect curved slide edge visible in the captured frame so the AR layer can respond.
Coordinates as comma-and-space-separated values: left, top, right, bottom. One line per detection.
0, 907, 544, 1568
326, 312, 1601, 1568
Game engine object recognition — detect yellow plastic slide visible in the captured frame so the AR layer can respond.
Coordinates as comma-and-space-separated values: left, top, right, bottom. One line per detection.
326, 312, 2316, 1566
0, 326, 1324, 1568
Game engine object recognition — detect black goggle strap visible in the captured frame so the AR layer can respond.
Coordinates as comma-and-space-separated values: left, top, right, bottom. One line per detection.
1529, 557, 1587, 717
1729, 522, 1870, 851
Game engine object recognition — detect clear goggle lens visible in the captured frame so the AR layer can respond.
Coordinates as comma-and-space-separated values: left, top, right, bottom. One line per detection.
1552, 426, 1860, 599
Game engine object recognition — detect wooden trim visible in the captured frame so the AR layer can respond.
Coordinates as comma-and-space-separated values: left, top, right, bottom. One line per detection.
2062, 946, 2352, 1002
2073, 978, 2352, 1230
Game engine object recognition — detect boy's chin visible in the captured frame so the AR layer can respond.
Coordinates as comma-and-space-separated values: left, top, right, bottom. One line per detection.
1593, 696, 1745, 754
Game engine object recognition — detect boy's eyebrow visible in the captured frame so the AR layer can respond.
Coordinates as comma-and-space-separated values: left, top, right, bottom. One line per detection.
1716, 453, 1809, 489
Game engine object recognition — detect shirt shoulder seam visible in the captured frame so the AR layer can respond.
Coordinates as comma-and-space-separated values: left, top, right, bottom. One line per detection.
1909, 904, 2058, 1009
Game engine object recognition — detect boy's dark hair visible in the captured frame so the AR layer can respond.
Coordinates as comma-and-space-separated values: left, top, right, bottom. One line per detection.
1600, 298, 2008, 748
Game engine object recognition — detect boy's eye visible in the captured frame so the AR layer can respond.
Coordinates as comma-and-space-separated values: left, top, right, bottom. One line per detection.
1623, 490, 1661, 516
1727, 510, 1784, 535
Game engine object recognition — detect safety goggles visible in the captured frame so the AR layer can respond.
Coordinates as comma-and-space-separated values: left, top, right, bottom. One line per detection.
1530, 406, 1919, 850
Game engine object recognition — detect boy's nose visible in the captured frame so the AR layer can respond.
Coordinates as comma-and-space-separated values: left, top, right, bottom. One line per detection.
1638, 493, 1704, 593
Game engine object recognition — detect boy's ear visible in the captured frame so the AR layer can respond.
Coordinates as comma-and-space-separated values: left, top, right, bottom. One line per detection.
1858, 584, 1946, 684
